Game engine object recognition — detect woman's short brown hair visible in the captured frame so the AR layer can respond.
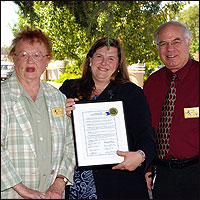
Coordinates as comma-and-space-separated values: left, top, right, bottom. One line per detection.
9, 27, 52, 59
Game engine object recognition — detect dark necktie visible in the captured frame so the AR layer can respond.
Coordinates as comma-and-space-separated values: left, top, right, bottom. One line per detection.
156, 74, 178, 159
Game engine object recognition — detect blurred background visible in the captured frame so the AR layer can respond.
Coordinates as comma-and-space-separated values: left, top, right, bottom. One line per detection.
1, 1, 199, 88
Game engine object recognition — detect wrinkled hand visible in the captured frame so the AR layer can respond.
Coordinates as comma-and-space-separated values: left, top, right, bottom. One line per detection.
45, 178, 65, 199
65, 98, 79, 117
45, 187, 62, 199
13, 182, 46, 199
112, 150, 144, 171
145, 172, 152, 191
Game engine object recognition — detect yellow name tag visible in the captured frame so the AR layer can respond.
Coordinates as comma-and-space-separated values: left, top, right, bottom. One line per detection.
184, 107, 199, 119
51, 107, 64, 117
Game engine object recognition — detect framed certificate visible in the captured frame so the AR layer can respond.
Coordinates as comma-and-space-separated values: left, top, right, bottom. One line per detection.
71, 100, 129, 168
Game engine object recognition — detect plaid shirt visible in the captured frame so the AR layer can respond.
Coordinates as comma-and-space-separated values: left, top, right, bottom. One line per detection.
1, 72, 75, 199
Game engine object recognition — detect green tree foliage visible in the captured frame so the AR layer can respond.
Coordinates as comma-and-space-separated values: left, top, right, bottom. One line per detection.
177, 4, 199, 59
13, 1, 88, 64
13, 1, 192, 81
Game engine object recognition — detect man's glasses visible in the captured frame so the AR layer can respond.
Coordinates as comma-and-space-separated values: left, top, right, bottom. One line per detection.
157, 39, 185, 49
14, 51, 49, 61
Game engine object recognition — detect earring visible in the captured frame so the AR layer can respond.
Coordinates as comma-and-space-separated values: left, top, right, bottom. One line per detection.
89, 63, 92, 67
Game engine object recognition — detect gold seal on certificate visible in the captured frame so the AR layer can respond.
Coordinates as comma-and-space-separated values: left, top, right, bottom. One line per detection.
109, 107, 118, 116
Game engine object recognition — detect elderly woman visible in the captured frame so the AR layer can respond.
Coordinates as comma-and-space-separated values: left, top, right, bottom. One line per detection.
1, 27, 75, 199
59, 38, 156, 199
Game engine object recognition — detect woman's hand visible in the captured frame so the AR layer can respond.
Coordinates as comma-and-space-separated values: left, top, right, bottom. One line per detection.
13, 182, 46, 199
45, 177, 66, 199
65, 98, 79, 117
112, 150, 145, 171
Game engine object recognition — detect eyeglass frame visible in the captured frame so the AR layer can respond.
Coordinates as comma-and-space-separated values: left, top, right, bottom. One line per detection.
13, 51, 49, 62
157, 38, 185, 49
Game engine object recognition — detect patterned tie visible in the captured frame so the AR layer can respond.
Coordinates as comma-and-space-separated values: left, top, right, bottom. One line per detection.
156, 74, 178, 159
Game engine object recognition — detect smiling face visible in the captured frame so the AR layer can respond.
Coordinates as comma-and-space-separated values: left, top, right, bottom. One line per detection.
13, 39, 50, 83
90, 46, 119, 85
158, 24, 190, 73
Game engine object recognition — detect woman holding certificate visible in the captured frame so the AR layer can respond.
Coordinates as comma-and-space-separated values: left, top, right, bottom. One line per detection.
59, 37, 155, 199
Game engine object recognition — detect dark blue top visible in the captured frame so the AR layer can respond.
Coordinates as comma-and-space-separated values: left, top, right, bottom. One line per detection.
60, 80, 156, 199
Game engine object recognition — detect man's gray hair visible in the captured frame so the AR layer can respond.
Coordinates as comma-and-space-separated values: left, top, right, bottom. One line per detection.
153, 21, 191, 45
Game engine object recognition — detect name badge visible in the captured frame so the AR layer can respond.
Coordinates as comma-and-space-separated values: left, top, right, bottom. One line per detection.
184, 107, 199, 119
51, 107, 64, 117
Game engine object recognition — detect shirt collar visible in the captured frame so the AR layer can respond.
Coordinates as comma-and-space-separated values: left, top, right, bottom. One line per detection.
165, 58, 192, 81
18, 81, 43, 101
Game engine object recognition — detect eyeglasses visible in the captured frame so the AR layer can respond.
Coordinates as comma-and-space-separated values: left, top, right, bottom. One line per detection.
157, 39, 185, 49
14, 51, 49, 61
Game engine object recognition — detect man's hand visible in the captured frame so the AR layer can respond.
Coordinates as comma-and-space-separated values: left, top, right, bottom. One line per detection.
13, 182, 46, 199
145, 172, 152, 191
112, 150, 145, 171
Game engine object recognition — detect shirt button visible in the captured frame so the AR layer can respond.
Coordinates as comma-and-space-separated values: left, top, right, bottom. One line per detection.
37, 120, 40, 123
42, 155, 46, 159
40, 137, 43, 141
